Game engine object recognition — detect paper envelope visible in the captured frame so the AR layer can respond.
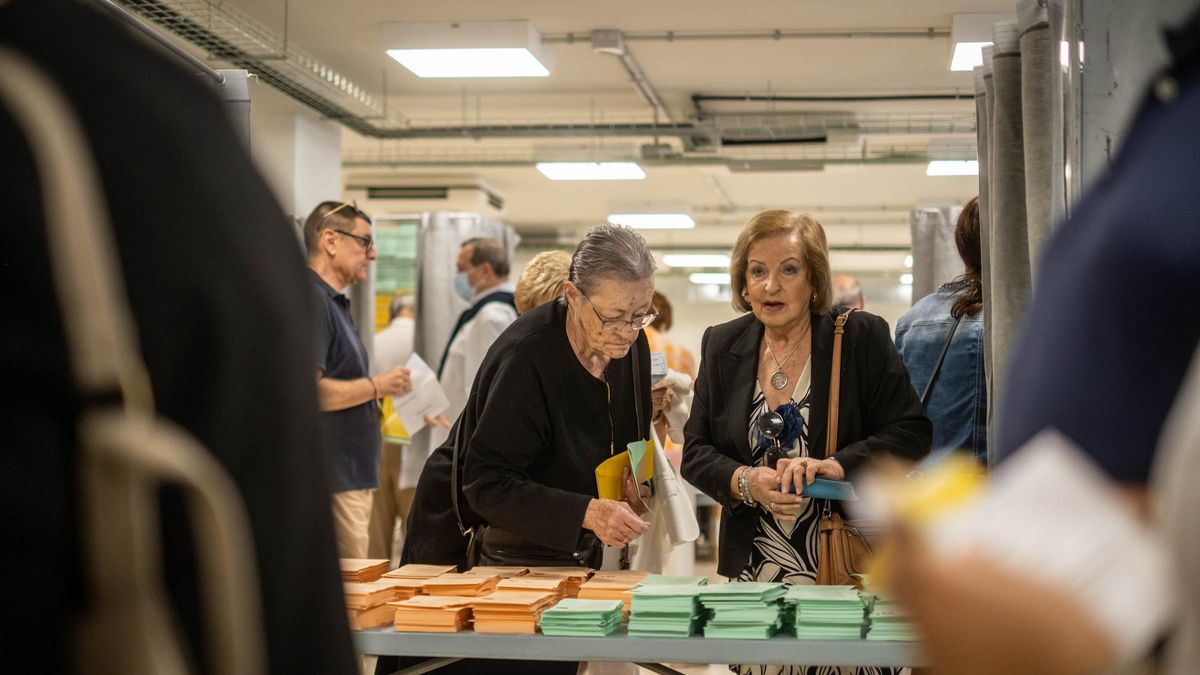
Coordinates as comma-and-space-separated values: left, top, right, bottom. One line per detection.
595, 438, 655, 499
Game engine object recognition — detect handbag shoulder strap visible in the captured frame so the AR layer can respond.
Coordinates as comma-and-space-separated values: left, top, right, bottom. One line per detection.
920, 316, 962, 408
825, 308, 859, 458
450, 384, 477, 536
632, 335, 645, 439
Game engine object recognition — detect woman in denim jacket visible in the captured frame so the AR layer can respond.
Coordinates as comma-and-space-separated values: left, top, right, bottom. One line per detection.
895, 197, 987, 463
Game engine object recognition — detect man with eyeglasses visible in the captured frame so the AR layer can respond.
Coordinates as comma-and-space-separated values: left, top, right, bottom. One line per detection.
304, 200, 413, 558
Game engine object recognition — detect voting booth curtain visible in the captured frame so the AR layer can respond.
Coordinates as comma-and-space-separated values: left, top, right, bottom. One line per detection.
974, 0, 1072, 462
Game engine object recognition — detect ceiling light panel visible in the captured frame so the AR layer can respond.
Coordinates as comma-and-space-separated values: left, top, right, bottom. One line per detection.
608, 213, 696, 229
926, 160, 979, 176
384, 20, 552, 78
536, 162, 645, 180
662, 254, 731, 268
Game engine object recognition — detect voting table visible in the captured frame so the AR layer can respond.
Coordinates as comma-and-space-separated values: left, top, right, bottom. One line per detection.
354, 628, 926, 674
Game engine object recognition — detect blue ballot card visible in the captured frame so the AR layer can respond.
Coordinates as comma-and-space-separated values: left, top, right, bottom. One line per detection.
783, 477, 858, 500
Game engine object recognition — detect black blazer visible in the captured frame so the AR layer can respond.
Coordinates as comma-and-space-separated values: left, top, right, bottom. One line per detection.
681, 309, 931, 578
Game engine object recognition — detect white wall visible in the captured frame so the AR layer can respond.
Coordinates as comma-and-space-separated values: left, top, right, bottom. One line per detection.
248, 82, 343, 219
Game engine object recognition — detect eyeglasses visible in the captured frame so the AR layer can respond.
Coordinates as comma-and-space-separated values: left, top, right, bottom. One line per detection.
320, 199, 359, 223
334, 228, 374, 253
583, 295, 658, 333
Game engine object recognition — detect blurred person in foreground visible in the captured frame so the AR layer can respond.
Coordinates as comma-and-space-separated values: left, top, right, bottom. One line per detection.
882, 9, 1200, 674
682, 210, 929, 674
894, 197, 986, 463
1, 0, 357, 671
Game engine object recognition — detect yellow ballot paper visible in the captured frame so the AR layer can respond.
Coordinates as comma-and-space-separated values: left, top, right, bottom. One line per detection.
595, 438, 655, 499
379, 395, 411, 444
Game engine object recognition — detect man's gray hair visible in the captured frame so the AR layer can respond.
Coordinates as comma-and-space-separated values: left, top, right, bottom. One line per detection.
568, 224, 657, 295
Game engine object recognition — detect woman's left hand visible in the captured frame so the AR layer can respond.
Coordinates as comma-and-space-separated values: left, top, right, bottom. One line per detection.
622, 466, 653, 516
775, 456, 845, 495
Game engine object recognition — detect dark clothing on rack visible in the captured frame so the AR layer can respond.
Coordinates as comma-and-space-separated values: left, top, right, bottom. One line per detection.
0, 1, 355, 674
311, 270, 381, 492
682, 310, 930, 578
995, 10, 1200, 483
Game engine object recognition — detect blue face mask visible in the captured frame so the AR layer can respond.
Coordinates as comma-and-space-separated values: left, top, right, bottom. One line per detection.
453, 270, 474, 301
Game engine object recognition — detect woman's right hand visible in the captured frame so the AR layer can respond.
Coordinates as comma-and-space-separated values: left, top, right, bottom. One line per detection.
747, 466, 806, 522
583, 498, 649, 548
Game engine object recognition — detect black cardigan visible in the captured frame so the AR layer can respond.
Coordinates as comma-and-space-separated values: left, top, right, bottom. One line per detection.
681, 309, 931, 578
402, 300, 651, 566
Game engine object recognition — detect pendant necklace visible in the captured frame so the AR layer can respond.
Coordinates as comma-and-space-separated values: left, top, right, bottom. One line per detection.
764, 321, 811, 390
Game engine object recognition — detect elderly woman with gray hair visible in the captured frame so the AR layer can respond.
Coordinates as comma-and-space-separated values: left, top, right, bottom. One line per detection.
457, 222, 659, 569
400, 223, 660, 584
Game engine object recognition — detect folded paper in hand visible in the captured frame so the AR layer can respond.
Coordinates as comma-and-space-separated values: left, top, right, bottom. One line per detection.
595, 438, 655, 500
390, 353, 449, 435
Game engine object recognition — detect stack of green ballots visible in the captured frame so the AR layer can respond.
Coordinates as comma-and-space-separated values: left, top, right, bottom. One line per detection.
864, 594, 919, 641
698, 582, 787, 639
628, 584, 706, 637
637, 574, 709, 587
538, 598, 624, 637
785, 585, 865, 640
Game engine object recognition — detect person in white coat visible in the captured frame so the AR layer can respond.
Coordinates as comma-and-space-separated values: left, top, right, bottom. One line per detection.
368, 294, 417, 562
425, 238, 519, 460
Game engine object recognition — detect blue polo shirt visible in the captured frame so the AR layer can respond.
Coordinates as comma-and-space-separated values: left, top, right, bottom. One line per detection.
995, 13, 1200, 482
310, 269, 381, 492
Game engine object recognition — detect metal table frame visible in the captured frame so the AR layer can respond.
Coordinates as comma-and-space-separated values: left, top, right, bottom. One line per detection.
355, 628, 925, 674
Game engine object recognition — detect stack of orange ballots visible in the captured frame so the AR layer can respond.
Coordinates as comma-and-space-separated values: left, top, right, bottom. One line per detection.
577, 572, 647, 614
460, 566, 529, 579
344, 580, 423, 630
524, 567, 593, 597
340, 558, 389, 583
390, 596, 473, 633
468, 591, 559, 634
381, 563, 457, 581
420, 573, 500, 597
497, 575, 567, 600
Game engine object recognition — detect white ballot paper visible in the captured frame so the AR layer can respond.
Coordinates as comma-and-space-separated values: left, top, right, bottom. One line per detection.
391, 353, 449, 434
925, 430, 1179, 667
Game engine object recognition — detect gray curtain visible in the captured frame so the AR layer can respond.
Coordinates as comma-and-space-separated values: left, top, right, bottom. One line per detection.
973, 1, 1065, 464
1020, 1, 1054, 282
910, 205, 966, 303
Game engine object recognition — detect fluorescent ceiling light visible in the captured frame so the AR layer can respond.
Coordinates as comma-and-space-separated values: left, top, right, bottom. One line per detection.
926, 160, 979, 176
689, 272, 730, 285
662, 253, 730, 268
608, 213, 695, 229
904, 254, 914, 268
388, 48, 548, 78
900, 273, 914, 285
536, 162, 645, 180
949, 14, 1009, 71
950, 41, 992, 71
384, 20, 552, 78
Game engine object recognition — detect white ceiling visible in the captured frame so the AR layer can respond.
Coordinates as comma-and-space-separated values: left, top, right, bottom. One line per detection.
218, 0, 1007, 268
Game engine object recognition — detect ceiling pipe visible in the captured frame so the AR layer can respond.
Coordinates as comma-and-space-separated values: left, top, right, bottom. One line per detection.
544, 27, 948, 43
591, 29, 672, 124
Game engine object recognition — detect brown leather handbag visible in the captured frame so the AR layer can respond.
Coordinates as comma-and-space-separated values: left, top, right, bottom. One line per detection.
816, 309, 874, 587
